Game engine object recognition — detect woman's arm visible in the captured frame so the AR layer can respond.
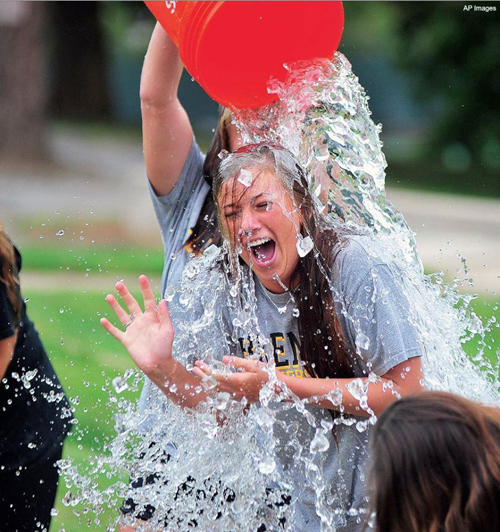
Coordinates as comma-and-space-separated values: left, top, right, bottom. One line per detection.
140, 23, 193, 196
0, 333, 17, 380
279, 357, 424, 417
100, 276, 206, 409
194, 355, 424, 418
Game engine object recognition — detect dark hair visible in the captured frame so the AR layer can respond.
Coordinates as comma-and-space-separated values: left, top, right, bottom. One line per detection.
0, 226, 21, 324
369, 391, 500, 532
184, 106, 233, 255
213, 143, 354, 380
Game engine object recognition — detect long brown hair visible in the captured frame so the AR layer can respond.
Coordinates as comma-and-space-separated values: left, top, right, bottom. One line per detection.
369, 391, 500, 532
184, 106, 233, 255
0, 225, 21, 324
213, 144, 354, 380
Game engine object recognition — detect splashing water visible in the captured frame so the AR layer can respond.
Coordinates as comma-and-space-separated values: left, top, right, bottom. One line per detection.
237, 55, 414, 248
61, 53, 499, 531
235, 52, 499, 405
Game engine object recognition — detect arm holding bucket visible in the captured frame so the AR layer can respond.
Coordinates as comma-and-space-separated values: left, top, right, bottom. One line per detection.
140, 23, 193, 197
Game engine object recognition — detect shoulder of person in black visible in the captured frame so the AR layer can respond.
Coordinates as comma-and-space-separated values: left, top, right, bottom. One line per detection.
0, 246, 72, 471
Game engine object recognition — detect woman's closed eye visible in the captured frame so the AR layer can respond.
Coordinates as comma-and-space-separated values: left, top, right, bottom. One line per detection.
224, 210, 241, 220
255, 201, 274, 211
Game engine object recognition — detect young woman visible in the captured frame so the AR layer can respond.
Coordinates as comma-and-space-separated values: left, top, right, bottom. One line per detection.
369, 391, 500, 532
0, 224, 71, 531
102, 144, 424, 530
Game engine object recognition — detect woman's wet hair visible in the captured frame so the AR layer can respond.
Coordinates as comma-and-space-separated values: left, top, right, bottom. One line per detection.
184, 106, 233, 255
214, 143, 355, 380
0, 223, 20, 323
369, 391, 500, 532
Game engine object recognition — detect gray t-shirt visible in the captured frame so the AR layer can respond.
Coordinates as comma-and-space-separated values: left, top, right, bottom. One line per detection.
149, 138, 209, 293
235, 235, 423, 531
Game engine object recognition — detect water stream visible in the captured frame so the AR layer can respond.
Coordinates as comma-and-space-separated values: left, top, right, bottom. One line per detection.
59, 52, 500, 531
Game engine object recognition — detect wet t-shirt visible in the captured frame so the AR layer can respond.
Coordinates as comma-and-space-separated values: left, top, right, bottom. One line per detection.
236, 235, 423, 531
0, 248, 72, 471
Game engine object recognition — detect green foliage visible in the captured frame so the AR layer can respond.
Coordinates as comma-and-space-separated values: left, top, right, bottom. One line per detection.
341, 2, 500, 196
101, 2, 153, 60
392, 3, 500, 171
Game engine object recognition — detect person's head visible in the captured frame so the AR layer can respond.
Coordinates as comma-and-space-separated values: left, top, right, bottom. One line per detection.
213, 143, 318, 294
186, 106, 242, 255
369, 391, 500, 532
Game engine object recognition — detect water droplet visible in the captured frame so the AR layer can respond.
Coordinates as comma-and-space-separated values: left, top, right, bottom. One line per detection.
112, 376, 128, 394
355, 332, 370, 351
310, 430, 330, 453
56, 230, 64, 237
347, 378, 366, 401
164, 286, 176, 302
258, 455, 276, 474
214, 392, 230, 410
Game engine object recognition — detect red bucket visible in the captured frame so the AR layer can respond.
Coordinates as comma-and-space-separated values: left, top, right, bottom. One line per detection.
145, 1, 344, 110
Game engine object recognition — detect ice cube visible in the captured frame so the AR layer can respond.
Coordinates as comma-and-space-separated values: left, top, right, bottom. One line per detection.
296, 236, 314, 257
237, 169, 253, 187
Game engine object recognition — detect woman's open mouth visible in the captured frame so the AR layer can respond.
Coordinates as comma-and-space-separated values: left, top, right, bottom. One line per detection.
248, 237, 276, 267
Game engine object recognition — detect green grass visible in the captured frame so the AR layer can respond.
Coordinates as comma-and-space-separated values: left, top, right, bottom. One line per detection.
27, 288, 140, 531
466, 297, 500, 371
23, 285, 499, 532
20, 243, 164, 276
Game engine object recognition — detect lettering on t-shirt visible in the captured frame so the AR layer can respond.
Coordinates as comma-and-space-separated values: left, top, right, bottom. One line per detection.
238, 331, 308, 378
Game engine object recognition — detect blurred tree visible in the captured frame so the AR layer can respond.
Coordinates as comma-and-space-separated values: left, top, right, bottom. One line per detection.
393, 2, 500, 173
49, 2, 111, 119
0, 2, 47, 161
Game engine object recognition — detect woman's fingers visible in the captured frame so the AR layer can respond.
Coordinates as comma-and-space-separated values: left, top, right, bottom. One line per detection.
100, 317, 125, 343
194, 360, 213, 376
223, 356, 261, 373
191, 366, 207, 380
139, 275, 157, 313
115, 281, 142, 317
157, 299, 173, 330
105, 294, 130, 325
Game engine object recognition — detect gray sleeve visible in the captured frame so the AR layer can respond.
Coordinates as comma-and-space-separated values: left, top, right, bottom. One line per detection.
335, 240, 423, 376
148, 138, 210, 275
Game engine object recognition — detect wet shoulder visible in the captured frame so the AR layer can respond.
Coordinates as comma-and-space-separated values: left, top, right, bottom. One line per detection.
331, 235, 388, 303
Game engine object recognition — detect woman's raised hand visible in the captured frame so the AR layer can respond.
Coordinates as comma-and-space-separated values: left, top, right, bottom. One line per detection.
100, 275, 174, 381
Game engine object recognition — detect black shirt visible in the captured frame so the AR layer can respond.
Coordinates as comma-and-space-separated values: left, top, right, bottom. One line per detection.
0, 248, 72, 471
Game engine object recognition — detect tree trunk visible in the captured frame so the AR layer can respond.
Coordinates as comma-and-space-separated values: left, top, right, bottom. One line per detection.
49, 2, 111, 120
0, 2, 47, 161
